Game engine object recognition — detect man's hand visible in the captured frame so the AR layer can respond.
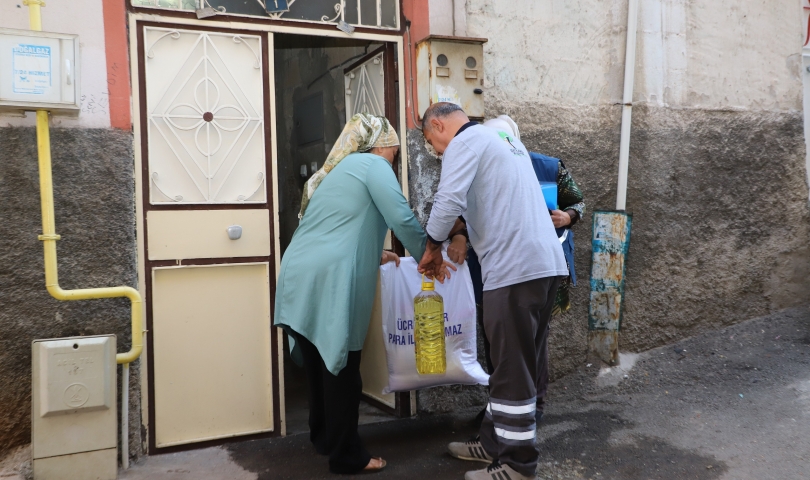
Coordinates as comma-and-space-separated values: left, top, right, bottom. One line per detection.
417, 242, 444, 280
447, 234, 467, 265
380, 250, 400, 266
550, 209, 573, 228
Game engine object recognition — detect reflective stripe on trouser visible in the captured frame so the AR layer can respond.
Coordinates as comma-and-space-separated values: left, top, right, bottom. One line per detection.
486, 399, 537, 446
479, 276, 562, 477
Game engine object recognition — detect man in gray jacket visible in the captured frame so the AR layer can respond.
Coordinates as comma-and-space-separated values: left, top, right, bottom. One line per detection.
418, 103, 567, 480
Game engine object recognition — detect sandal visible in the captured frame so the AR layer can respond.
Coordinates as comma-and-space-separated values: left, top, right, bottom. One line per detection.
362, 457, 387, 473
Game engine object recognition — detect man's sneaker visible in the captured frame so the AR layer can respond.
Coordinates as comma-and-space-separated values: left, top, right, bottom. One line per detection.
464, 460, 537, 480
447, 437, 493, 463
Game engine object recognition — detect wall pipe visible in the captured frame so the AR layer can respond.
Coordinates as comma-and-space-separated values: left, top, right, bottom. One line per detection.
24, 0, 143, 469
615, 0, 639, 211
122, 363, 130, 469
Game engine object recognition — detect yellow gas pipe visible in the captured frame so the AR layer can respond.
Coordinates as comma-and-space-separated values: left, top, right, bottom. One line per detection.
25, 0, 144, 366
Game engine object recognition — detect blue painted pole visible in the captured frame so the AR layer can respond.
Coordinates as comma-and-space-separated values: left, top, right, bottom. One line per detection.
587, 211, 632, 365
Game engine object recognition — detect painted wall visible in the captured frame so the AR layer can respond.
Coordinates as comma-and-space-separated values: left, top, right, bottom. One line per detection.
467, 0, 803, 110
405, 0, 810, 413
1, 0, 115, 128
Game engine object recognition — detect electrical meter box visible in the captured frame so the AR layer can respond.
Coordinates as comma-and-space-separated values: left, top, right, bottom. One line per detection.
416, 35, 487, 120
0, 28, 80, 116
32, 335, 117, 480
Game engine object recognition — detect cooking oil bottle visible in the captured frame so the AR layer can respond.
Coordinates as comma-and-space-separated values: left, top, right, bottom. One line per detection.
414, 275, 446, 374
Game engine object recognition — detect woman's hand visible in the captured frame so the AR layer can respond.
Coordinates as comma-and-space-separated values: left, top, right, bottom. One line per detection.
380, 250, 400, 266
550, 209, 572, 228
433, 260, 458, 284
447, 234, 467, 265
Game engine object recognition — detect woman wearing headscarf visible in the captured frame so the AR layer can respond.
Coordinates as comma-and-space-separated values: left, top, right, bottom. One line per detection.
274, 114, 444, 474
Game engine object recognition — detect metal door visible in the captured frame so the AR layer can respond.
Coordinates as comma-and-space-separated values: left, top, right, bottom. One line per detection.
140, 26, 275, 449
344, 47, 402, 411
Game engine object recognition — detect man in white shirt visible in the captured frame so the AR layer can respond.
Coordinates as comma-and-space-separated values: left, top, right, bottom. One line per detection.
418, 103, 567, 480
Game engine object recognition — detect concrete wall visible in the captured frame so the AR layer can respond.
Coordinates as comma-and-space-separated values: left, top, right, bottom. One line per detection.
407, 0, 810, 412
0, 128, 138, 459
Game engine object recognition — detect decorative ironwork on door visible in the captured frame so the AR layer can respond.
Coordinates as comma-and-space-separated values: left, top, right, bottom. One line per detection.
345, 52, 385, 118
144, 28, 266, 204
131, 0, 399, 30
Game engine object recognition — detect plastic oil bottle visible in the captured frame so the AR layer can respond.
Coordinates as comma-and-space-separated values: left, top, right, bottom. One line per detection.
414, 275, 446, 374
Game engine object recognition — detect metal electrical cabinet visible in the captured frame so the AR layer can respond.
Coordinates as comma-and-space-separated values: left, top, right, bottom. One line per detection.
0, 28, 80, 115
415, 35, 487, 120
32, 336, 117, 480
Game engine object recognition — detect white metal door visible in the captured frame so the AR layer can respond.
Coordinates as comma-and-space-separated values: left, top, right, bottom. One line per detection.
142, 26, 274, 448
345, 50, 396, 408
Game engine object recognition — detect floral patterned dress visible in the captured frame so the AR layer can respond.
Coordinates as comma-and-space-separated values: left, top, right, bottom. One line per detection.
552, 160, 585, 315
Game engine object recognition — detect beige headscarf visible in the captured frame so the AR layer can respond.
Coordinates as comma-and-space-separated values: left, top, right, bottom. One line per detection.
483, 115, 521, 141
299, 113, 399, 219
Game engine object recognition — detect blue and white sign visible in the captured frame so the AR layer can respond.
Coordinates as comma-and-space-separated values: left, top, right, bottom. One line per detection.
264, 0, 289, 13
13, 43, 52, 95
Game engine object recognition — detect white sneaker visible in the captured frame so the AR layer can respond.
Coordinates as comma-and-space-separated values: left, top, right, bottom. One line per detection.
464, 461, 537, 480
447, 437, 493, 464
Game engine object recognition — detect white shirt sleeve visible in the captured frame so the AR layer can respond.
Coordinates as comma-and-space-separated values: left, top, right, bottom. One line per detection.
425, 139, 480, 242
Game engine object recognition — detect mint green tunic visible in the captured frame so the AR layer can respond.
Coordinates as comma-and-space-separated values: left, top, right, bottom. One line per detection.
274, 153, 426, 375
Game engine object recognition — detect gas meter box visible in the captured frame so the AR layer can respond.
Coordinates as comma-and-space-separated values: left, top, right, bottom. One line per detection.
416, 35, 487, 120
32, 335, 117, 480
0, 28, 80, 116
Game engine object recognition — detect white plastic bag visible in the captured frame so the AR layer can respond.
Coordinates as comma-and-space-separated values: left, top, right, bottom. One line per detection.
380, 255, 489, 393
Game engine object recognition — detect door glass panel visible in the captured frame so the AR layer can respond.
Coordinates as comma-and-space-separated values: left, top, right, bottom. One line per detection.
144, 27, 266, 204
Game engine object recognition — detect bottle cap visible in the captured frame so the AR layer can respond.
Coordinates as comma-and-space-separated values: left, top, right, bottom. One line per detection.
421, 274, 435, 291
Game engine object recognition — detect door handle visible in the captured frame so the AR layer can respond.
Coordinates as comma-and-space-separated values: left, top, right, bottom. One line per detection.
226, 225, 242, 240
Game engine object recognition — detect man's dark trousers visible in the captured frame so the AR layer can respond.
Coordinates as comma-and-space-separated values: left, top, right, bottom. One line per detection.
479, 276, 563, 477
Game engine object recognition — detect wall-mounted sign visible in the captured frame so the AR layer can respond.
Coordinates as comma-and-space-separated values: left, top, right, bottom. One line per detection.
263, 0, 289, 14
0, 28, 79, 116
12, 44, 52, 95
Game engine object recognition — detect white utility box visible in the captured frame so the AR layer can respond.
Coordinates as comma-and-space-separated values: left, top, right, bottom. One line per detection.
0, 28, 80, 115
32, 335, 117, 480
416, 35, 487, 120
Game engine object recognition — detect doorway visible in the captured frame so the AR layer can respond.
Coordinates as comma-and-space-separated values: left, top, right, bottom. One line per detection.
134, 20, 410, 452
272, 33, 403, 434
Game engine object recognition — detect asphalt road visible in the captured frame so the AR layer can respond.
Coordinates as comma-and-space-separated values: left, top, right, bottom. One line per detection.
110, 305, 810, 480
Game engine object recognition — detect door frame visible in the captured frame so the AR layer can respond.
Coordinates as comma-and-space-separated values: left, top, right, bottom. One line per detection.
129, 12, 412, 452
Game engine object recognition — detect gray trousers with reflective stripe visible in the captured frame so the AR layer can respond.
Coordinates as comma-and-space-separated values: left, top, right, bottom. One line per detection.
479, 276, 563, 477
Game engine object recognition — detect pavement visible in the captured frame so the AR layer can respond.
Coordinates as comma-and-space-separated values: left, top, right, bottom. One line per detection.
3, 306, 808, 480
